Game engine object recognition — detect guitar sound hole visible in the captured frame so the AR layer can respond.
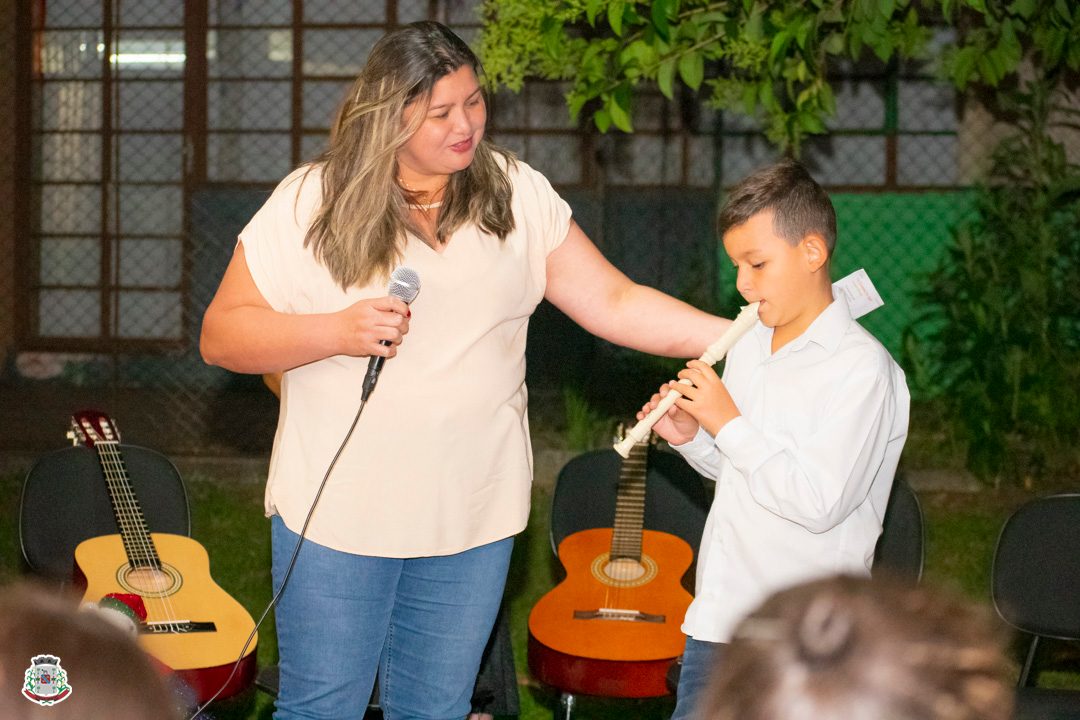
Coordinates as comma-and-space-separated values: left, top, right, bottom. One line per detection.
118, 565, 181, 597
603, 558, 647, 582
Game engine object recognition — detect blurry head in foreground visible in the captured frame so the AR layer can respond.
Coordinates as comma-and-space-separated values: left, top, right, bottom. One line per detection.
0, 582, 178, 720
697, 574, 1013, 720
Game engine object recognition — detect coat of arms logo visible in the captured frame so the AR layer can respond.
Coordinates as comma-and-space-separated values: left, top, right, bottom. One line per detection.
22, 654, 72, 706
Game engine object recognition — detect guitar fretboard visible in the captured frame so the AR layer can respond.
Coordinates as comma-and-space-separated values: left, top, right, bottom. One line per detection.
609, 440, 648, 561
93, 440, 162, 570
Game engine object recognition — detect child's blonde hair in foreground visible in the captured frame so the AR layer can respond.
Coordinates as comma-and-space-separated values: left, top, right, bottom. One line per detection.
697, 575, 1013, 720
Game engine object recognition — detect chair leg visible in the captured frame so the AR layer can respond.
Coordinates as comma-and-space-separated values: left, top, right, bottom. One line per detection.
559, 691, 576, 720
1018, 635, 1040, 687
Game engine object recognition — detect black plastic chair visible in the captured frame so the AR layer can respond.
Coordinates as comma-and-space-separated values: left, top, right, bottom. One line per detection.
872, 475, 925, 584
20, 444, 191, 582
991, 493, 1080, 720
549, 447, 711, 563
540, 446, 712, 718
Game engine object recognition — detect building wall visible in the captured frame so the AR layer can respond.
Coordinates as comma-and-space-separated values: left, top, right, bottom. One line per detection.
0, 1, 19, 368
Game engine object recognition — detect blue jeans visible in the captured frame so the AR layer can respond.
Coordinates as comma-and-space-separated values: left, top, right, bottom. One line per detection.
270, 515, 513, 720
670, 637, 726, 720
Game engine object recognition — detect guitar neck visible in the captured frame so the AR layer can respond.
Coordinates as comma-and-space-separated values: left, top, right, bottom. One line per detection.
92, 441, 162, 569
610, 440, 649, 562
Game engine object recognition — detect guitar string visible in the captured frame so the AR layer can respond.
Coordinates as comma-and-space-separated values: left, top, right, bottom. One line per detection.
96, 441, 174, 626
609, 442, 648, 611
97, 440, 180, 628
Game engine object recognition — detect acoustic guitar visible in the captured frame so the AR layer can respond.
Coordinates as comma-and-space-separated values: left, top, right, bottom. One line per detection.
68, 410, 257, 703
528, 431, 694, 697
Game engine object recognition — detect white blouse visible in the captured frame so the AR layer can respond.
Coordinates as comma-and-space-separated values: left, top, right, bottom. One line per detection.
240, 157, 571, 557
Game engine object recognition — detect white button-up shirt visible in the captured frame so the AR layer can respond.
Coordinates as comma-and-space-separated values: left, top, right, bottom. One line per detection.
673, 297, 910, 643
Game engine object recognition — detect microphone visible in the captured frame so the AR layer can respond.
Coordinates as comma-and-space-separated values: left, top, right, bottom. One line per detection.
361, 266, 421, 401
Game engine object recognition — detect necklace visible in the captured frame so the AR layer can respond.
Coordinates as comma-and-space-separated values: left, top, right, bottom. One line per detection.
398, 176, 448, 206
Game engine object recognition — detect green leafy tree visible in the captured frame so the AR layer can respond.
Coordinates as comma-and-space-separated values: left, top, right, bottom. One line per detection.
905, 0, 1080, 485
939, 0, 1080, 89
478, 0, 930, 152
478, 0, 1080, 152
905, 81, 1080, 485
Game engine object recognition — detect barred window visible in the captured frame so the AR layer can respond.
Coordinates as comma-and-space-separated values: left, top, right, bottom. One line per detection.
24, 5, 970, 351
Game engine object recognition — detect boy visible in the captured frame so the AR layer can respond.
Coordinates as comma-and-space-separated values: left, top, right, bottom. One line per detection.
638, 159, 910, 720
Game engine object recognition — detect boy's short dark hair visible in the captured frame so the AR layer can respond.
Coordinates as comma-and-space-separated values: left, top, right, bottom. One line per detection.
718, 159, 837, 252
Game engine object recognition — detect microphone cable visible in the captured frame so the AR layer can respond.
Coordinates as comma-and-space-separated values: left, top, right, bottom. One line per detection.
187, 397, 369, 719
188, 266, 418, 718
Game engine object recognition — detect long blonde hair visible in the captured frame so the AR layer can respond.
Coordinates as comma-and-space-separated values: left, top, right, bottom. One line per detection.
304, 22, 515, 290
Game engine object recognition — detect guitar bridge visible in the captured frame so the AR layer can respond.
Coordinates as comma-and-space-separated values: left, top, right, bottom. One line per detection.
573, 608, 665, 623
141, 620, 218, 634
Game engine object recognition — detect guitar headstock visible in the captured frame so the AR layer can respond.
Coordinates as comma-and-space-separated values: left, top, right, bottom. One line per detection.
69, 410, 122, 448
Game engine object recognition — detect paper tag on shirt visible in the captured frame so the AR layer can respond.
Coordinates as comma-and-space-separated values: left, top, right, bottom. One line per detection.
833, 268, 884, 319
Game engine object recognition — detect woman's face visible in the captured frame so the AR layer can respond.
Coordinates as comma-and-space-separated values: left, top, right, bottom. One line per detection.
397, 65, 486, 188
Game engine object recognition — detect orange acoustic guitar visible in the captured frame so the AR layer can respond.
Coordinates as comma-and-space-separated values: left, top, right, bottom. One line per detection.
528, 431, 694, 697
68, 410, 257, 703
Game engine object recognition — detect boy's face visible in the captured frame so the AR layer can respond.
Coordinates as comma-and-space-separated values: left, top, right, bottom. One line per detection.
723, 209, 829, 344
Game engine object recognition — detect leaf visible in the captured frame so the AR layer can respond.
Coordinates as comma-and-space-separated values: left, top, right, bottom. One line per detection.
678, 51, 705, 90
744, 3, 764, 42
818, 81, 836, 115
758, 79, 776, 110
795, 18, 813, 50
742, 82, 758, 114
997, 18, 1022, 70
594, 107, 612, 132
609, 87, 634, 132
608, 0, 626, 36
1008, 0, 1037, 19
586, 0, 604, 26
798, 110, 827, 133
651, 0, 672, 42
822, 1, 845, 23
768, 30, 792, 67
540, 16, 562, 59
951, 46, 979, 86
657, 57, 677, 98
796, 86, 813, 109
567, 92, 588, 121
978, 53, 1000, 85
822, 32, 845, 54
620, 39, 656, 70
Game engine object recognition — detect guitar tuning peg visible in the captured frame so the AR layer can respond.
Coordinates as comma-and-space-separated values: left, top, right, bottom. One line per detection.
65, 430, 76, 446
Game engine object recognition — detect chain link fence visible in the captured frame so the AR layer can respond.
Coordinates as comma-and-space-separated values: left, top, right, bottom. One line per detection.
0, 0, 1053, 457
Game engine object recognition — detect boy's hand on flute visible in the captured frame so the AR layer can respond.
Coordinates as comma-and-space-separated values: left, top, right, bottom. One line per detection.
638, 382, 701, 446
670, 360, 742, 437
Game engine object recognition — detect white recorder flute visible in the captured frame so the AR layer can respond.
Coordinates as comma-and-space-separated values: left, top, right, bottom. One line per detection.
613, 302, 760, 458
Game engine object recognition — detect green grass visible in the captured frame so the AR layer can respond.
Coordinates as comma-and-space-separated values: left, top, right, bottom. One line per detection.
1, 467, 1076, 719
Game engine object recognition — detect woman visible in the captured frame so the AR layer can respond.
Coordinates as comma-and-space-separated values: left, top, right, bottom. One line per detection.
201, 21, 729, 720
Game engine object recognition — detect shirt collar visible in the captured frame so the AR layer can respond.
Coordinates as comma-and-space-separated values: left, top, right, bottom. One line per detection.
751, 294, 853, 357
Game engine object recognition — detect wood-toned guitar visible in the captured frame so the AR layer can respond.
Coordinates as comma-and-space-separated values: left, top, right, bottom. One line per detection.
528, 431, 694, 698
68, 410, 257, 703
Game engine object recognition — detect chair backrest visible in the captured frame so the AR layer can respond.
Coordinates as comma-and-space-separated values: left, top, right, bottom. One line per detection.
549, 447, 710, 557
992, 493, 1080, 640
872, 476, 925, 583
20, 444, 190, 580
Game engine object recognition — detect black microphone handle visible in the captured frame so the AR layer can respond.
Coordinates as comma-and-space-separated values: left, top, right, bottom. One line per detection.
361, 340, 393, 401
